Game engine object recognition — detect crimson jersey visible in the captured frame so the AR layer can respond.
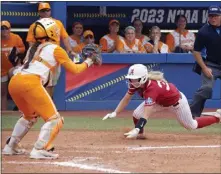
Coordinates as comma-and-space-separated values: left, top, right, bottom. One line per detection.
128, 80, 180, 107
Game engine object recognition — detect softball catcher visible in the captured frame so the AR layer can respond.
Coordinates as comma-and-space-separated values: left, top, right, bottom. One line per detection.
2, 18, 101, 159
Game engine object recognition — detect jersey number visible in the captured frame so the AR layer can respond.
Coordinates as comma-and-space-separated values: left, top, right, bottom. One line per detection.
157, 80, 170, 91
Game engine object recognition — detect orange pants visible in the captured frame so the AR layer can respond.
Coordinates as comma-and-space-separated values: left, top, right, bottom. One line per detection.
8, 73, 57, 121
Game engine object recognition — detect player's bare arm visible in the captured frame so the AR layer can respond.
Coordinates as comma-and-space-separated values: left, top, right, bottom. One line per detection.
102, 93, 132, 120
193, 51, 213, 78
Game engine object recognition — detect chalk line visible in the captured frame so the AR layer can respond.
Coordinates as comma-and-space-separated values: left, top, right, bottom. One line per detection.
6, 159, 130, 173
128, 145, 221, 151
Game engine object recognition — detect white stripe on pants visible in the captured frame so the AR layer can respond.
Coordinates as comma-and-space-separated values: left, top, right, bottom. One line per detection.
133, 92, 198, 130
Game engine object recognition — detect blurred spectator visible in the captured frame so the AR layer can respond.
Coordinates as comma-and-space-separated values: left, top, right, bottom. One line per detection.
99, 19, 123, 53
73, 30, 98, 53
26, 2, 75, 97
116, 26, 146, 53
166, 15, 195, 53
133, 18, 150, 46
1, 21, 25, 110
26, 2, 74, 56
144, 26, 170, 53
69, 22, 84, 49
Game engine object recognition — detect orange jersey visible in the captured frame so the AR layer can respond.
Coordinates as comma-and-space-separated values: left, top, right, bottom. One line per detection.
166, 29, 195, 51
73, 43, 99, 54
26, 18, 69, 45
136, 35, 150, 46
144, 41, 170, 53
17, 42, 88, 86
99, 34, 123, 53
116, 38, 146, 53
10, 42, 89, 121
1, 32, 25, 77
73, 42, 86, 54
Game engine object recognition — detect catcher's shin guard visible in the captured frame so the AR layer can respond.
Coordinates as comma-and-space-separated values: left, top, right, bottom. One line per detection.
3, 115, 38, 155
7, 116, 38, 149
34, 113, 64, 150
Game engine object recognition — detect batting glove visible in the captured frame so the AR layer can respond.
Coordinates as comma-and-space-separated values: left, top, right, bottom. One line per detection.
124, 128, 140, 139
102, 112, 117, 120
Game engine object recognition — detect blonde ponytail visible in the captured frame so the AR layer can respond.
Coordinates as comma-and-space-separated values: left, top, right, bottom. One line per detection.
148, 71, 167, 82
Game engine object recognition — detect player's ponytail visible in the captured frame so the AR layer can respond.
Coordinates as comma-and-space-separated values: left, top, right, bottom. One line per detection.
23, 41, 41, 69
148, 71, 167, 83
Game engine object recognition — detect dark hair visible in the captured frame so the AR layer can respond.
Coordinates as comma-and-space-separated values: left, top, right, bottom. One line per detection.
72, 21, 83, 28
175, 15, 187, 23
132, 18, 143, 26
23, 41, 41, 69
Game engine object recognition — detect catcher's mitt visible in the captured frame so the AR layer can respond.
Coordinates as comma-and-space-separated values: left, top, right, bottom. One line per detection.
8, 47, 26, 66
81, 44, 102, 65
8, 47, 19, 66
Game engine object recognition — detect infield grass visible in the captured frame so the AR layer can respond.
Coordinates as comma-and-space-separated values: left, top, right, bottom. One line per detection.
2, 115, 221, 134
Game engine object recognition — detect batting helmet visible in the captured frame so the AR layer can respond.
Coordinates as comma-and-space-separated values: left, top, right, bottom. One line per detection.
125, 64, 148, 88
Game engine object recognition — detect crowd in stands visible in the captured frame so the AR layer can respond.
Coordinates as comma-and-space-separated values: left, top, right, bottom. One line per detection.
1, 2, 196, 110
69, 15, 195, 54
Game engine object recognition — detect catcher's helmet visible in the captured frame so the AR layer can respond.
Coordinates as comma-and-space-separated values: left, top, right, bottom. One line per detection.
34, 18, 59, 42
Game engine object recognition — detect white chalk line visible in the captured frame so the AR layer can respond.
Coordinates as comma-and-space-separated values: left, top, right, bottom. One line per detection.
6, 157, 131, 173
128, 145, 221, 151
4, 145, 220, 173
68, 150, 125, 154
64, 144, 221, 153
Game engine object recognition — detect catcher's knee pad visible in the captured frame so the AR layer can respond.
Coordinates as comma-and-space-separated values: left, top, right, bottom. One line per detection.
34, 113, 64, 150
198, 85, 213, 99
8, 116, 38, 148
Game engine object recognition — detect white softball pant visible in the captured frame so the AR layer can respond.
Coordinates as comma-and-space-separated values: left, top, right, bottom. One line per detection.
133, 92, 198, 130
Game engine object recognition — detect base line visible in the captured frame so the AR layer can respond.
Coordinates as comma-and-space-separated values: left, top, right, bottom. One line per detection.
128, 145, 221, 151
6, 160, 130, 173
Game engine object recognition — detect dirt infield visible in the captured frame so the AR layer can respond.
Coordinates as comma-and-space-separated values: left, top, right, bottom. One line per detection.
2, 109, 221, 173
2, 130, 221, 173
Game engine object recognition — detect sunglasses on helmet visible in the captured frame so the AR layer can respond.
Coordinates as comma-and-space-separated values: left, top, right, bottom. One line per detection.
40, 9, 51, 13
1, 26, 9, 30
85, 35, 94, 39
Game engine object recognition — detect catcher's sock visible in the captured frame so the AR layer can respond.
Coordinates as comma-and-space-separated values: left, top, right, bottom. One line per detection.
196, 116, 219, 128
133, 117, 144, 134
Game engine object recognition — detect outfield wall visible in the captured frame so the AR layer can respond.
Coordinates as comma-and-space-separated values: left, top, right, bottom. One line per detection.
54, 54, 221, 110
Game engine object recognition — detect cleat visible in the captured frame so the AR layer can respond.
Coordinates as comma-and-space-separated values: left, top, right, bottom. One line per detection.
30, 148, 59, 159
46, 144, 55, 152
214, 109, 221, 122
216, 109, 221, 115
2, 144, 26, 155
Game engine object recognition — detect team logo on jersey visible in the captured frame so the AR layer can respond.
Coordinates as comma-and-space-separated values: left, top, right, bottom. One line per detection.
129, 69, 134, 75
145, 97, 154, 105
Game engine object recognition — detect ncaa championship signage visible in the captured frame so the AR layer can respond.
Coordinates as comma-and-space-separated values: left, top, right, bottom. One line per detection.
67, 6, 209, 29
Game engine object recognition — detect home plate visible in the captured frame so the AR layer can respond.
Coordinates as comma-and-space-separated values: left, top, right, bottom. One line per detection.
202, 112, 217, 116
